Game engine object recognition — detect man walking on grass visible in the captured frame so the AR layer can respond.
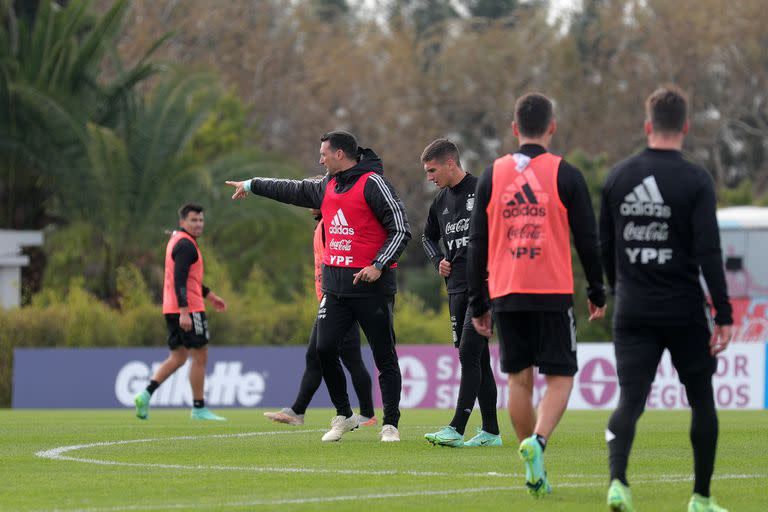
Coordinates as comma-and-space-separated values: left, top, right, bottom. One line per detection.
600, 86, 732, 512
468, 93, 606, 497
134, 203, 227, 421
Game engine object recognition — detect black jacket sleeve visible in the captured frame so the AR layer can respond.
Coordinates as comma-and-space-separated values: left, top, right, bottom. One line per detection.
691, 175, 733, 325
599, 177, 616, 293
171, 239, 198, 308
363, 173, 412, 266
422, 201, 444, 268
558, 161, 606, 307
248, 176, 326, 208
468, 165, 492, 317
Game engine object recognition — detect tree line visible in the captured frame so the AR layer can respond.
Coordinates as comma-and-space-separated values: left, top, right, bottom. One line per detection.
1, 0, 766, 345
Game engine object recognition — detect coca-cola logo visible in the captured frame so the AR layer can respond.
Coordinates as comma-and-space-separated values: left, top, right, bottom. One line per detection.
507, 223, 543, 241
578, 357, 618, 406
623, 221, 669, 242
445, 218, 470, 234
329, 239, 352, 252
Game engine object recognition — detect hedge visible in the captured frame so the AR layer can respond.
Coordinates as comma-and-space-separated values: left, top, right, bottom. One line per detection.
0, 266, 451, 407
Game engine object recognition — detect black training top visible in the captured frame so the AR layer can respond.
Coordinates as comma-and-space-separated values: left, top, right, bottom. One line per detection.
247, 148, 411, 297
468, 144, 606, 316
170, 229, 209, 308
600, 147, 733, 326
422, 173, 477, 294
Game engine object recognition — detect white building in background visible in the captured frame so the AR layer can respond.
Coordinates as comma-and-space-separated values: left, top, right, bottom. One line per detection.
717, 206, 768, 299
716, 207, 768, 343
0, 230, 43, 309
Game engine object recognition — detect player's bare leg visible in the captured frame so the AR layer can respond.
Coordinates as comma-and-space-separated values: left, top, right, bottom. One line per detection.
507, 368, 536, 441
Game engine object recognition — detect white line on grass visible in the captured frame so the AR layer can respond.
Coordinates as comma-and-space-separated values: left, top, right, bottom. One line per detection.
34, 430, 767, 512
35, 430, 768, 482
34, 430, 530, 478
37, 475, 768, 512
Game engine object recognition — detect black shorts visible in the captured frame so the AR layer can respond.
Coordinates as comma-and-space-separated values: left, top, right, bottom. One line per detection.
165, 312, 209, 350
494, 309, 577, 376
613, 313, 716, 387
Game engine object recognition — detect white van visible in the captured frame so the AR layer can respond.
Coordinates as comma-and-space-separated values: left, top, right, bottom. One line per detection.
716, 206, 768, 341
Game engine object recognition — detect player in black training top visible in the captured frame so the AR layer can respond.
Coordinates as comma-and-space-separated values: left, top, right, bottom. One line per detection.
226, 131, 410, 444
600, 86, 733, 512
421, 139, 501, 448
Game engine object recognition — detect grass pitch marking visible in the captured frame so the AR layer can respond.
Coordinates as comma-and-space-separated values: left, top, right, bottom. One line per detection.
39, 476, 768, 512
35, 429, 767, 482
35, 429, 528, 478
32, 429, 767, 512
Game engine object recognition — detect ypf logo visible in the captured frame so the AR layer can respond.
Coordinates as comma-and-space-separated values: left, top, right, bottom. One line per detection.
399, 356, 428, 408
578, 357, 618, 407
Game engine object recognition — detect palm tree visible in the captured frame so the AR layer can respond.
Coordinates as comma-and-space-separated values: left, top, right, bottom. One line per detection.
0, 0, 167, 298
0, 0, 166, 229
52, 72, 225, 299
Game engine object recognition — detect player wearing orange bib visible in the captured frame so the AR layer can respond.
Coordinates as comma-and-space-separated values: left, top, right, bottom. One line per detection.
468, 94, 606, 497
134, 204, 227, 421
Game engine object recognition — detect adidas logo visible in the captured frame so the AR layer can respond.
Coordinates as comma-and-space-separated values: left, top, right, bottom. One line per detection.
505, 181, 539, 206
502, 159, 546, 218
442, 208, 449, 215
329, 208, 355, 235
620, 176, 671, 218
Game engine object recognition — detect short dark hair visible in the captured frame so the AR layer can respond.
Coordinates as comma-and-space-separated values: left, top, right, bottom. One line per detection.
320, 130, 358, 160
178, 203, 204, 220
646, 85, 688, 134
421, 138, 461, 166
514, 93, 554, 138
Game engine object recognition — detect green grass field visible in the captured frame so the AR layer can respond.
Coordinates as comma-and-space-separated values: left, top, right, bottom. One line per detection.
1, 409, 766, 511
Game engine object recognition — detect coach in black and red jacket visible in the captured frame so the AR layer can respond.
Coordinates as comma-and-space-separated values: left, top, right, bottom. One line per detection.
226, 131, 410, 444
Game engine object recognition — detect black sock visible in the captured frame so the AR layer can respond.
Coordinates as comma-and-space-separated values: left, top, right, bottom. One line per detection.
686, 375, 718, 498
608, 382, 651, 487
292, 327, 323, 417
449, 409, 471, 436
338, 406, 353, 418
146, 380, 160, 396
478, 345, 499, 436
535, 433, 547, 451
451, 329, 494, 437
193, 399, 204, 409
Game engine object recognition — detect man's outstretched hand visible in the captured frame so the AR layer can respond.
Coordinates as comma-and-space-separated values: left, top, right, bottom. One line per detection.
225, 180, 248, 199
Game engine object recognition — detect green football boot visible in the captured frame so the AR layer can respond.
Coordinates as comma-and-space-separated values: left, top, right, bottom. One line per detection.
607, 479, 634, 512
424, 426, 464, 447
688, 493, 728, 512
464, 428, 502, 447
190, 407, 226, 421
134, 390, 150, 420
518, 436, 551, 498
